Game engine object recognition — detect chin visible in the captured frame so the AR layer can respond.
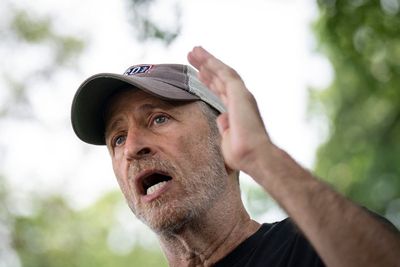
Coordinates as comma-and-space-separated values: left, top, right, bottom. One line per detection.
137, 199, 202, 235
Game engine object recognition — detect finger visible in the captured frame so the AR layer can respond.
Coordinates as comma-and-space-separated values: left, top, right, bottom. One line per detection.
220, 94, 229, 107
194, 48, 246, 97
187, 49, 201, 70
193, 47, 238, 79
189, 47, 220, 90
187, 46, 210, 70
189, 46, 242, 91
197, 67, 213, 86
190, 46, 251, 112
199, 67, 224, 95
189, 47, 230, 108
216, 113, 229, 135
189, 46, 240, 82
189, 46, 230, 80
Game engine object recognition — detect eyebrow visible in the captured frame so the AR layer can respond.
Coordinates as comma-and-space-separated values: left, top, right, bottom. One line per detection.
104, 119, 124, 141
104, 101, 180, 139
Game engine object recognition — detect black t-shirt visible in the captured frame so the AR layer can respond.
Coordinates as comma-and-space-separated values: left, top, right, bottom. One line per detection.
214, 218, 325, 267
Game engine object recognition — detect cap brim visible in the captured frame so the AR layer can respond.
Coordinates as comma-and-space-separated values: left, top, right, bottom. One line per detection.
71, 73, 199, 145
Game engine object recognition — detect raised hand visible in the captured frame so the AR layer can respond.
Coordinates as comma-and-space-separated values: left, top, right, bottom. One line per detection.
187, 46, 271, 175
188, 47, 400, 267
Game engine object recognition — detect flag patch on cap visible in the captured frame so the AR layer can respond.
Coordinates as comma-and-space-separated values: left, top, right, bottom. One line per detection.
124, 65, 153, 75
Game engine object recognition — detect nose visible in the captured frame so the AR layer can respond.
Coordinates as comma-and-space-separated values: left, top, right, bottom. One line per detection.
123, 128, 155, 160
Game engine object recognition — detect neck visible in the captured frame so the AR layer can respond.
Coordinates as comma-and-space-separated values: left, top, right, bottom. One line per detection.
158, 181, 260, 267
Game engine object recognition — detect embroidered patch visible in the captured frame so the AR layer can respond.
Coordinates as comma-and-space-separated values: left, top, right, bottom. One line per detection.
123, 65, 153, 75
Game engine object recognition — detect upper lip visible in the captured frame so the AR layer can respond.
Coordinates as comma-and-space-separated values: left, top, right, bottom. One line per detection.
134, 169, 172, 195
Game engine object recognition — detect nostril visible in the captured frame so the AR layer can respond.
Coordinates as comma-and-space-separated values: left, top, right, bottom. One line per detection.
137, 147, 151, 156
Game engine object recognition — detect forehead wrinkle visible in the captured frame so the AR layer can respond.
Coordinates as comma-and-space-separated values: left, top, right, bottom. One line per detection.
137, 102, 176, 113
108, 100, 178, 124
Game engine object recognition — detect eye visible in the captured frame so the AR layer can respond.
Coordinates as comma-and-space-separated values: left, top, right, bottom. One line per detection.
152, 114, 169, 125
113, 135, 126, 147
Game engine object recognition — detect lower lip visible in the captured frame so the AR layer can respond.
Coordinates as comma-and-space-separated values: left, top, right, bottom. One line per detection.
142, 180, 172, 202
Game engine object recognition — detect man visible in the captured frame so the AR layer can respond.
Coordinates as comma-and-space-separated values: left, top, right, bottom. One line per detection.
71, 47, 400, 266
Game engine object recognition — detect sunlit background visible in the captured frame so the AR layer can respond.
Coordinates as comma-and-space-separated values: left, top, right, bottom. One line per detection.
1, 0, 399, 266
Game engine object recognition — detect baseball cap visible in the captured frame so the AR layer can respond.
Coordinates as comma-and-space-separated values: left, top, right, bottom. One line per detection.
71, 64, 225, 145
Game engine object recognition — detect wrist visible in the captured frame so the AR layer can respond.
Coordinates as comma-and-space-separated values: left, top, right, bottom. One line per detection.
243, 139, 277, 181
247, 142, 312, 195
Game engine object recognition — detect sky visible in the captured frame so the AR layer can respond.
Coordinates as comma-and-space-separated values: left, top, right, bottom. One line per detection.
1, 0, 332, 216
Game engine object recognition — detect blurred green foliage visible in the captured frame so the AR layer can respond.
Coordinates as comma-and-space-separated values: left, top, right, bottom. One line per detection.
0, 0, 177, 266
12, 193, 167, 267
11, 10, 52, 43
126, 0, 181, 45
0, 7, 84, 118
310, 0, 400, 227
3, 0, 399, 266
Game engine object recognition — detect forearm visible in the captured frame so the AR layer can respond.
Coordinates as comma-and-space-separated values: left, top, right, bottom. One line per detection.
187, 46, 400, 265
250, 143, 400, 267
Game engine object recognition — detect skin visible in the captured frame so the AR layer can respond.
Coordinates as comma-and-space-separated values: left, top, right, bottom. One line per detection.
105, 90, 260, 266
187, 46, 400, 267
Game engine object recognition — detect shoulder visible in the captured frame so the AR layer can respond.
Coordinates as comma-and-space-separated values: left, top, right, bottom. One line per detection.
256, 218, 315, 252
215, 218, 325, 267
252, 218, 325, 266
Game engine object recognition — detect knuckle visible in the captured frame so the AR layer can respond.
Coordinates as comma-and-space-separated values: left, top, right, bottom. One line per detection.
222, 68, 240, 79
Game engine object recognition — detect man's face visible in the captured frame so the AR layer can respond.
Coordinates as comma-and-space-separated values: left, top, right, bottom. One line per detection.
105, 89, 227, 233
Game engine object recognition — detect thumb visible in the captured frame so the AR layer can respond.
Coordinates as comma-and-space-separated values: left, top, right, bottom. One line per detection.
216, 113, 229, 135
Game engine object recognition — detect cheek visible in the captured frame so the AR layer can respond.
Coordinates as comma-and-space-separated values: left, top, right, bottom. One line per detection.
112, 160, 130, 194
111, 150, 128, 181
175, 130, 211, 165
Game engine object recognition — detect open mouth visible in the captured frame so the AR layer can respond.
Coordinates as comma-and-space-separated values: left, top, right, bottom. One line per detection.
141, 172, 173, 195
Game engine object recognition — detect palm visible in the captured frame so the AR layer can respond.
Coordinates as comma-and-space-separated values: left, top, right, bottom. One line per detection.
187, 47, 270, 174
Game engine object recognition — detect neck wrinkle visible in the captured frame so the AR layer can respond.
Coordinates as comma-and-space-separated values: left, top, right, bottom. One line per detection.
158, 183, 261, 267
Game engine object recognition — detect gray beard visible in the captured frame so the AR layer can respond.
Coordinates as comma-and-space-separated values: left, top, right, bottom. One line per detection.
127, 136, 227, 235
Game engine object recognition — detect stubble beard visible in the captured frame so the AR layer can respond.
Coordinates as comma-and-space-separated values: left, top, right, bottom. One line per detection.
126, 137, 227, 235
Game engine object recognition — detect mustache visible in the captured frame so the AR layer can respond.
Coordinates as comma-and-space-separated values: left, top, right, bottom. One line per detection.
128, 156, 178, 178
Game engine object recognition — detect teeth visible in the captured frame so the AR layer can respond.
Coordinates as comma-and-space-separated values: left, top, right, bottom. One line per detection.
146, 181, 168, 195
